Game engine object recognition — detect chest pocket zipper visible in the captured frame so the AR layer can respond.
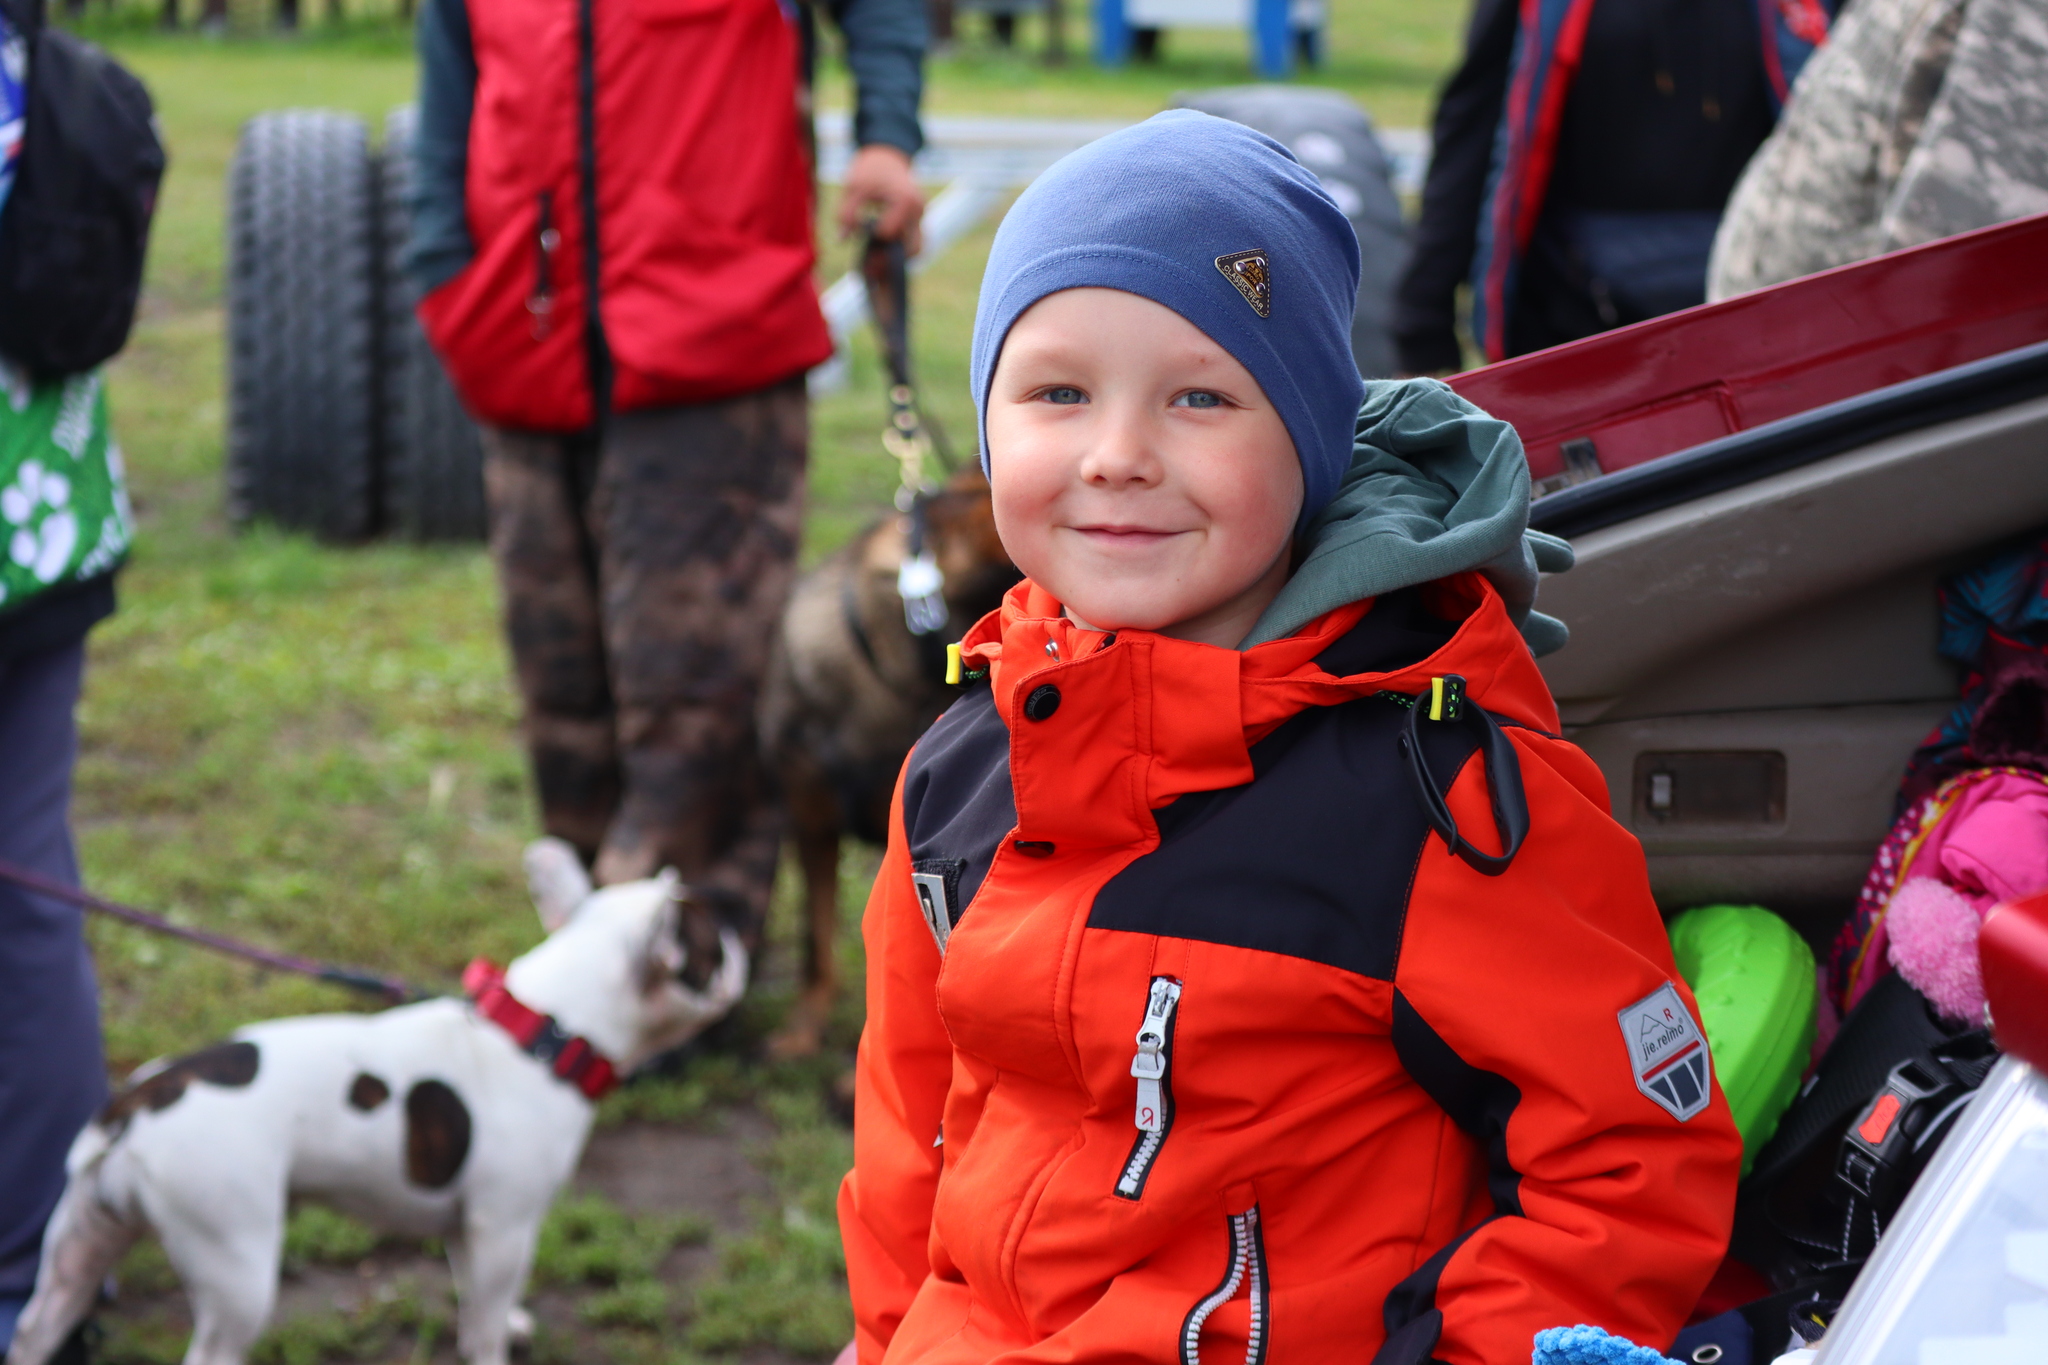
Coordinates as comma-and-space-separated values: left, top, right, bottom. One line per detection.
1180, 1205, 1269, 1365
1115, 976, 1182, 1199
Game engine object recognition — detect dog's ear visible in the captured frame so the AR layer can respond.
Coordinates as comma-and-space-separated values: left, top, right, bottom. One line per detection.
656, 875, 734, 993
926, 467, 1020, 621
942, 463, 990, 496
641, 872, 689, 990
525, 838, 594, 933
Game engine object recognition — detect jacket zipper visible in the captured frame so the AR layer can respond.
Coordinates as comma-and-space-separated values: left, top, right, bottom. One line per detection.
1114, 976, 1181, 1200
1179, 1206, 1269, 1365
526, 190, 558, 338
575, 0, 609, 419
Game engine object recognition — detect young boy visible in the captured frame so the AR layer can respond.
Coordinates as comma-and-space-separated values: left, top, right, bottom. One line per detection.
837, 111, 1741, 1365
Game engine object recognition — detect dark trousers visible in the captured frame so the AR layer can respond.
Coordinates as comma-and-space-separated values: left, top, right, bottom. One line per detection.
479, 377, 808, 932
0, 639, 108, 1341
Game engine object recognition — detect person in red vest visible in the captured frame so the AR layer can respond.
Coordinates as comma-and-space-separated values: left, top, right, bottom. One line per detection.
406, 0, 925, 940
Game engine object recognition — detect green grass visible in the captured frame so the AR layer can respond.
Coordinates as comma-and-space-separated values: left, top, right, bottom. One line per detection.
686, 1092, 858, 1359
76, 0, 1461, 123
58, 8, 1466, 1358
247, 1287, 447, 1365
105, 1193, 717, 1364
823, 0, 1460, 127
283, 1205, 386, 1268
101, 1268, 449, 1365
66, 27, 515, 1060
533, 1194, 713, 1289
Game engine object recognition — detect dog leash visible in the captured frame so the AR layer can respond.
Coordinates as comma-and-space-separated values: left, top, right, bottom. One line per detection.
860, 228, 956, 646
0, 857, 430, 1004
0, 859, 629, 1096
860, 227, 956, 488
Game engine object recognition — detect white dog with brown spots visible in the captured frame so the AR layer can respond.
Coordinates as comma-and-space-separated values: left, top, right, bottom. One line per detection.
5, 843, 745, 1365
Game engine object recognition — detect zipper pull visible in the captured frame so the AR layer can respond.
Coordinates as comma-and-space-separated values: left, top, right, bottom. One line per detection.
528, 190, 558, 339
1130, 978, 1181, 1133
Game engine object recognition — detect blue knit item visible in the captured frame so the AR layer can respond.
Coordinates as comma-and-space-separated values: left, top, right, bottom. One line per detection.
1532, 1325, 1683, 1365
970, 109, 1366, 525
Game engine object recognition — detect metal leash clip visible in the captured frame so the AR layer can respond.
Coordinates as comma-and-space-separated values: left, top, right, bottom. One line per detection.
861, 227, 957, 638
898, 550, 947, 635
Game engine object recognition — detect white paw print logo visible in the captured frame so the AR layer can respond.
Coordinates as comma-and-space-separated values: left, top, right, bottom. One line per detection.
4, 458, 79, 585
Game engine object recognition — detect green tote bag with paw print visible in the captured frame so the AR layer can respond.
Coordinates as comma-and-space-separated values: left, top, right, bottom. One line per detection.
0, 362, 132, 615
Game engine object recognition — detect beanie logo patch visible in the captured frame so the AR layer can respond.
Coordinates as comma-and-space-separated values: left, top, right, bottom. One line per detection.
1214, 250, 1271, 319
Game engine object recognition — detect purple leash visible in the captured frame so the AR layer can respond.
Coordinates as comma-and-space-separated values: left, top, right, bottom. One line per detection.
0, 857, 428, 1004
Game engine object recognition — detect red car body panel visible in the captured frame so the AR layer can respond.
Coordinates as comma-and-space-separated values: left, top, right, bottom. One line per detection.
1983, 890, 2048, 1073
1448, 212, 2048, 483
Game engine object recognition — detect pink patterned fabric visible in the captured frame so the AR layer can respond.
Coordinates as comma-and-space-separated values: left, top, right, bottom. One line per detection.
1830, 768, 2048, 1016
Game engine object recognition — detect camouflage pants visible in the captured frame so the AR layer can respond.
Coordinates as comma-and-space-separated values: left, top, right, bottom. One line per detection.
480, 378, 807, 931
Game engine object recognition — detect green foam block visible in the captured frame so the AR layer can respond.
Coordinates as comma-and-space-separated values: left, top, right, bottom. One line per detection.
1669, 904, 1818, 1177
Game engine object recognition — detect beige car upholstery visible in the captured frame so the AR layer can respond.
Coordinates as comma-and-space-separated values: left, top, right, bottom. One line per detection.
1536, 393, 2048, 933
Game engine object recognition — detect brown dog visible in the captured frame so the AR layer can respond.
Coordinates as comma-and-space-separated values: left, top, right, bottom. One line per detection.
760, 466, 1018, 1055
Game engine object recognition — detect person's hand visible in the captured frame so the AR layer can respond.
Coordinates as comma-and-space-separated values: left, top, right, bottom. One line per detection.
839, 143, 925, 256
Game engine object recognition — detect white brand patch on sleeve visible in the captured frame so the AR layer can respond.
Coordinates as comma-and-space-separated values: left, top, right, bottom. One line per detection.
1619, 982, 1712, 1122
911, 872, 952, 955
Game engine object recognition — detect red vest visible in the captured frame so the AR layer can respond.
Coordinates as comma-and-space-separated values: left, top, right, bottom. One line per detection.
419, 0, 833, 431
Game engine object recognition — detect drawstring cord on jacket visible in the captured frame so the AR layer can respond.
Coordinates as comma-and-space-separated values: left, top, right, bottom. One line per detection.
1389, 675, 1532, 876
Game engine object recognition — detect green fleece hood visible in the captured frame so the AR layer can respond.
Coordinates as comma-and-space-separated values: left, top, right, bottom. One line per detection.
1243, 378, 1572, 654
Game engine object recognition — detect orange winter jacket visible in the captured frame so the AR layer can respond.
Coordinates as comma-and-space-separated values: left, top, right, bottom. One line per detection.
838, 573, 1743, 1365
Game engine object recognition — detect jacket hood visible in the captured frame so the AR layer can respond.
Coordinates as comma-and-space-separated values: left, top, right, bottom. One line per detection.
1243, 377, 1574, 654
958, 571, 1561, 823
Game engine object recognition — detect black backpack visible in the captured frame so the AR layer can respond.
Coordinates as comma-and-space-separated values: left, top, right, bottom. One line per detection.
0, 0, 163, 378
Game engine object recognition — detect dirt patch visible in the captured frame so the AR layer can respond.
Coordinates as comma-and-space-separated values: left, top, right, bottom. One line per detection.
574, 1116, 775, 1231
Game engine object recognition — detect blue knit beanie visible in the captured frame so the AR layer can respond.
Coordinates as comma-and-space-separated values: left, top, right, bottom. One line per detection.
972, 109, 1365, 523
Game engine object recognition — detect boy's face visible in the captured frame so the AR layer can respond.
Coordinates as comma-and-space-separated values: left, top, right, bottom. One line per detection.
985, 288, 1303, 647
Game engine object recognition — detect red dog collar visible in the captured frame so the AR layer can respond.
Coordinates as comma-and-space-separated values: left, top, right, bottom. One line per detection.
463, 958, 620, 1100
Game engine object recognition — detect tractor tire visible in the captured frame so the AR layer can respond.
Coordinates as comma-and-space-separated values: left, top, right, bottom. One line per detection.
1176, 87, 1410, 379
226, 110, 380, 540
378, 106, 487, 542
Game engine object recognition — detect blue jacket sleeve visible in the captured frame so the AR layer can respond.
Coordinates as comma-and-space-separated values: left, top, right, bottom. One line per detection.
406, 0, 477, 295
822, 0, 927, 156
